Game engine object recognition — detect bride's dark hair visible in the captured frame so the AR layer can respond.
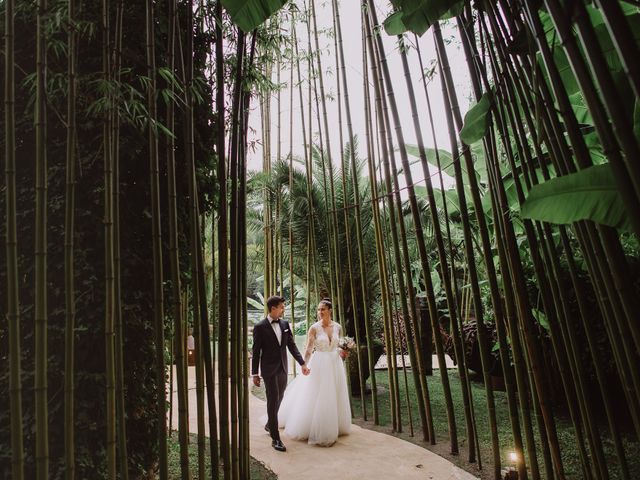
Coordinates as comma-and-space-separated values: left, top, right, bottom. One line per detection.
319, 298, 332, 309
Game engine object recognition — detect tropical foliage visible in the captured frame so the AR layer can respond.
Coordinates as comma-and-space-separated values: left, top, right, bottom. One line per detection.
2, 1, 640, 480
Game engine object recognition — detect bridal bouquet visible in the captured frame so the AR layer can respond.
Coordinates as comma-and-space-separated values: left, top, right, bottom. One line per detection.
338, 336, 356, 357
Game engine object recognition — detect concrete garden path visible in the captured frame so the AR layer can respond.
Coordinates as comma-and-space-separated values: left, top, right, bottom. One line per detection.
169, 366, 478, 480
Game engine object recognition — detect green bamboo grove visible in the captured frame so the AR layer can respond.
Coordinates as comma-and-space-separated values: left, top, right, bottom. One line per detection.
1, 1, 640, 480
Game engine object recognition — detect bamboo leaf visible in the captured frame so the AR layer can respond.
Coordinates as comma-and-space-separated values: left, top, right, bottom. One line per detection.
221, 0, 287, 32
520, 164, 632, 231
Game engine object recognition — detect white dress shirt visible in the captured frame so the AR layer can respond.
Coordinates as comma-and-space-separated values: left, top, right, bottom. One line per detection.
268, 314, 282, 345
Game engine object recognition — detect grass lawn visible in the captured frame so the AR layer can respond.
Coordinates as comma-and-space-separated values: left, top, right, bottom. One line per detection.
349, 369, 640, 480
168, 432, 277, 479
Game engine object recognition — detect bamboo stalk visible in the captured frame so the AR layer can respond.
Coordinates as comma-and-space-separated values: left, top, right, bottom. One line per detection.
507, 7, 634, 475
35, 0, 49, 475
519, 3, 640, 438
101, 0, 117, 476
194, 205, 218, 480
457, 13, 535, 478
475, 20, 541, 479
504, 3, 640, 453
240, 33, 257, 478
484, 127, 531, 480
181, 6, 205, 479
498, 8, 637, 478
229, 29, 246, 480
435, 19, 503, 475
332, 0, 379, 424
386, 16, 481, 454
111, 2, 129, 478
145, 2, 168, 477
361, 13, 399, 431
494, 11, 610, 476
64, 0, 77, 477
592, 0, 640, 98
291, 14, 314, 328
477, 10, 571, 477
541, 1, 640, 239
289, 10, 297, 378
214, 1, 231, 476
5, 0, 25, 476
521, 1, 640, 377
365, 5, 436, 444
326, 19, 368, 418
561, 1, 640, 199
473, 10, 597, 476
373, 141, 403, 431
309, 0, 344, 325
492, 35, 602, 480
302, 4, 314, 318
166, 0, 190, 475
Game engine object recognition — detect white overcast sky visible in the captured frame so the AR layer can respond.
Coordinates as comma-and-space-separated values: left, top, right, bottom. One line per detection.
245, 0, 473, 191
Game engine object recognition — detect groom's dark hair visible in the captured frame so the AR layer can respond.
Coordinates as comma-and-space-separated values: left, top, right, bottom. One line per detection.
266, 295, 285, 312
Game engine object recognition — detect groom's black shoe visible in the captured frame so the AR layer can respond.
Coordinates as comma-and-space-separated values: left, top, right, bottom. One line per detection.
272, 439, 286, 452
264, 424, 270, 433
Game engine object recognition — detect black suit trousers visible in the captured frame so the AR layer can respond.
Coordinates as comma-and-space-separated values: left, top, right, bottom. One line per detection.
264, 370, 288, 441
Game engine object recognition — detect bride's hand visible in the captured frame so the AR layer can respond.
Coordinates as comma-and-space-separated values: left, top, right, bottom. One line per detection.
339, 349, 348, 360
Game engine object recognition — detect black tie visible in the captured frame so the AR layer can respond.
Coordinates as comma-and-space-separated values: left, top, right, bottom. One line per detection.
271, 320, 278, 324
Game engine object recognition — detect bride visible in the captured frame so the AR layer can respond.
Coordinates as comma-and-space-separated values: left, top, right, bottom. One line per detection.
277, 298, 351, 446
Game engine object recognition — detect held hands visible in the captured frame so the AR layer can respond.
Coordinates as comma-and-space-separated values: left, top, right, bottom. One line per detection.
253, 375, 261, 387
302, 365, 311, 376
339, 349, 348, 360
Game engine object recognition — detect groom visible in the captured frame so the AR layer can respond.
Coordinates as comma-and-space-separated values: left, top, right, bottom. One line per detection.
252, 295, 310, 452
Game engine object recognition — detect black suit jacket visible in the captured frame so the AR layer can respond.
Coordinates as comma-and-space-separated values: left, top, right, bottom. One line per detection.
251, 317, 305, 378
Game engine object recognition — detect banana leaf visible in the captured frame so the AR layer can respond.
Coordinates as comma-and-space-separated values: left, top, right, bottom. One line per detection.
384, 0, 464, 36
520, 163, 631, 231
221, 0, 287, 32
460, 91, 493, 145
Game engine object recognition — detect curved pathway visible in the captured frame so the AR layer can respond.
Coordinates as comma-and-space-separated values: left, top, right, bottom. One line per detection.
169, 366, 478, 480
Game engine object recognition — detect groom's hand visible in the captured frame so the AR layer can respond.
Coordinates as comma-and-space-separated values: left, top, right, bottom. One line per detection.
302, 365, 310, 376
252, 375, 261, 387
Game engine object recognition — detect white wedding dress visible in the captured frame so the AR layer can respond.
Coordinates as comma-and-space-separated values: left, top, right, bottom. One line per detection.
277, 321, 351, 446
